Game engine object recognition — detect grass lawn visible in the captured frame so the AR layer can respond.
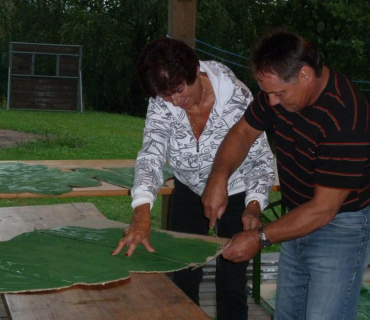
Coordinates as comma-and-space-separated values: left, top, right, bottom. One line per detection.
0, 108, 164, 228
0, 108, 283, 249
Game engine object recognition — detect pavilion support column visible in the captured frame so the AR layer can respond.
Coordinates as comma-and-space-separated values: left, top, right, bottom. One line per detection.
167, 0, 197, 48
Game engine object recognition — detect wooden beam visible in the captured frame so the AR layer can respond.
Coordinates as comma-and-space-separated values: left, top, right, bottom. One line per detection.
168, 0, 197, 47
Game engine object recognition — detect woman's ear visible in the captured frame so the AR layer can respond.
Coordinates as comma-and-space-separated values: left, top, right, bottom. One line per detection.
196, 65, 200, 76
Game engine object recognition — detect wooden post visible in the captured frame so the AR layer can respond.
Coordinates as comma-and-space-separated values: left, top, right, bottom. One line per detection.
168, 0, 197, 48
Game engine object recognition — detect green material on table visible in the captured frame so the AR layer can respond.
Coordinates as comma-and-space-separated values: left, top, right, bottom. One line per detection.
72, 168, 135, 188
0, 162, 100, 195
0, 162, 174, 196
73, 165, 174, 188
0, 227, 218, 293
358, 284, 370, 319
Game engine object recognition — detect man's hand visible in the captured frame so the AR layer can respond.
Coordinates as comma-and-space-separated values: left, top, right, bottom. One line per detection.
202, 175, 229, 228
111, 204, 155, 257
222, 229, 260, 263
242, 201, 262, 230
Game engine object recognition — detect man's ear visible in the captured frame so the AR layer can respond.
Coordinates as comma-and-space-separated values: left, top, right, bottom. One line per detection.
300, 66, 314, 83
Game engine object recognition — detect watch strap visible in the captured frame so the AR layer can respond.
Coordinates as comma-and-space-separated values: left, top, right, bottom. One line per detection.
258, 225, 272, 248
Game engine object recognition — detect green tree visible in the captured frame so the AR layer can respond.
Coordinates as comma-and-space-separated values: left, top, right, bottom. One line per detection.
0, 0, 168, 115
1, 0, 370, 113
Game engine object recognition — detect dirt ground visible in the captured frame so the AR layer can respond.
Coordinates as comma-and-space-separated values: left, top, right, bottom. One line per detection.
0, 130, 45, 148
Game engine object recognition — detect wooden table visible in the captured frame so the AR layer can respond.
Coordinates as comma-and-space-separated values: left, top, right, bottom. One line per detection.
0, 203, 212, 320
0, 159, 282, 311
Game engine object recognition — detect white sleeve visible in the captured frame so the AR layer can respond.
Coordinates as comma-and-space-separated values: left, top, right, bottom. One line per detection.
131, 98, 170, 210
243, 131, 275, 211
233, 79, 275, 211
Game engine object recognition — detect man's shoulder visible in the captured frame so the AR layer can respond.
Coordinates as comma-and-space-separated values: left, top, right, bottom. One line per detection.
313, 70, 369, 132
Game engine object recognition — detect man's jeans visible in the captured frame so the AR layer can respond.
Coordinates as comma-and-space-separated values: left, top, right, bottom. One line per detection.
274, 206, 370, 320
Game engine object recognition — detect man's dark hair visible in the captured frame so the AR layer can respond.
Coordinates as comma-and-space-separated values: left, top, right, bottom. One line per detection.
250, 29, 323, 82
136, 37, 200, 98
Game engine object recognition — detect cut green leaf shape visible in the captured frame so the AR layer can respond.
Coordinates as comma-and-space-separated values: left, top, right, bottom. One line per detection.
73, 164, 174, 188
0, 227, 218, 293
358, 284, 370, 320
0, 162, 101, 195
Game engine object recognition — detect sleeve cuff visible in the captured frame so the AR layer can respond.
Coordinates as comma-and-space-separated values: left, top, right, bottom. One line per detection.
131, 197, 154, 210
245, 194, 269, 212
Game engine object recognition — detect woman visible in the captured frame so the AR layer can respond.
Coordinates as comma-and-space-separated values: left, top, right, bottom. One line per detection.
112, 37, 274, 320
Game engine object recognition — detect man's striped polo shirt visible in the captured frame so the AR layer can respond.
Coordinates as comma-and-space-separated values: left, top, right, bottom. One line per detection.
245, 68, 370, 213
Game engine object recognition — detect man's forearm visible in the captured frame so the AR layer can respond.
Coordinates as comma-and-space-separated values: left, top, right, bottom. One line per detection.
210, 118, 258, 181
202, 118, 262, 227
265, 187, 350, 244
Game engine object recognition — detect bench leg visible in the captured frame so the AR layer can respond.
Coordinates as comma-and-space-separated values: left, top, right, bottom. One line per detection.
161, 194, 173, 230
252, 250, 262, 304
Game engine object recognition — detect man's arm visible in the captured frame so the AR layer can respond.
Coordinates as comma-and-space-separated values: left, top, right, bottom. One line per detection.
222, 185, 351, 262
202, 117, 263, 228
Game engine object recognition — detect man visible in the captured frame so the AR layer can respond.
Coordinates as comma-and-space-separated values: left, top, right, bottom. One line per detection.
202, 29, 370, 320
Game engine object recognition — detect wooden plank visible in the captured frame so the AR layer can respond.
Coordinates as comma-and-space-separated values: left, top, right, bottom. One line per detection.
0, 202, 225, 243
8, 159, 136, 169
11, 78, 78, 87
5, 274, 210, 320
9, 103, 77, 111
11, 53, 32, 74
0, 203, 211, 320
0, 297, 8, 319
12, 43, 81, 55
11, 96, 77, 104
10, 100, 78, 110
59, 56, 79, 77
0, 203, 108, 241
11, 84, 77, 93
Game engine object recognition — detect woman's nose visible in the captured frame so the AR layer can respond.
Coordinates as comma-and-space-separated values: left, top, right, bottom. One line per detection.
170, 93, 180, 106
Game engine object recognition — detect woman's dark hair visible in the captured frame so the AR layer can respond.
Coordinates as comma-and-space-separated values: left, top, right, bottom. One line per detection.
136, 37, 200, 98
250, 29, 323, 82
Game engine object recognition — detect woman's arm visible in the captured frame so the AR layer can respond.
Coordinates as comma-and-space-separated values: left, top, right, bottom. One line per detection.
113, 98, 171, 256
242, 131, 274, 230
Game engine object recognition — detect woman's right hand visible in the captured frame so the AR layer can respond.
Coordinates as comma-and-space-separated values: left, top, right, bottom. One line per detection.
110, 204, 156, 257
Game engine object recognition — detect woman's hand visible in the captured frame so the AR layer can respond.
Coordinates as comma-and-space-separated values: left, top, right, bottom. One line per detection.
241, 201, 263, 231
111, 204, 155, 257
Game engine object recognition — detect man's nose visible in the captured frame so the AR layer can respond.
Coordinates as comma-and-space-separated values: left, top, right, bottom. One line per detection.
268, 94, 280, 106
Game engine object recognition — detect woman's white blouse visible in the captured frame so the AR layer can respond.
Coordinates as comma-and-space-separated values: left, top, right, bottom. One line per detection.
131, 61, 275, 211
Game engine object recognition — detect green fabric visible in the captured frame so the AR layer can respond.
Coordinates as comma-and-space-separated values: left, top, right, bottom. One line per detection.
0, 227, 217, 293
0, 162, 101, 195
358, 284, 370, 319
107, 165, 174, 184
0, 162, 173, 196
74, 165, 174, 188
72, 168, 135, 188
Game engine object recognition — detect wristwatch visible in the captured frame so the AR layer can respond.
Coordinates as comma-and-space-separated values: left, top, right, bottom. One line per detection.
258, 226, 272, 248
